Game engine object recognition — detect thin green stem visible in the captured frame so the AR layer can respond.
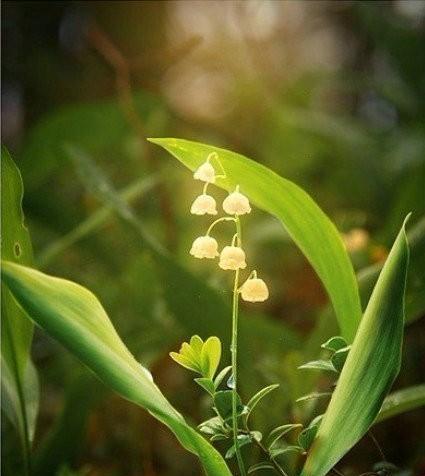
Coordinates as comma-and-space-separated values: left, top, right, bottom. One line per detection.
231, 267, 246, 476
231, 213, 246, 476
206, 216, 236, 236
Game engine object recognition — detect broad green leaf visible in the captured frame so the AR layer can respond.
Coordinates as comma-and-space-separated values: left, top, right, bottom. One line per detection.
181, 342, 199, 362
376, 384, 425, 423
1, 148, 38, 470
330, 346, 351, 372
298, 425, 320, 452
198, 416, 225, 436
195, 378, 216, 396
321, 336, 347, 352
200, 337, 222, 379
301, 220, 409, 476
148, 138, 362, 341
169, 352, 200, 373
1, 262, 231, 476
214, 390, 244, 421
190, 335, 204, 358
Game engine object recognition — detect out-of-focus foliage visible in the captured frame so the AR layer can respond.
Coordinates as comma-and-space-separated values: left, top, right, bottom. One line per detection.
2, 1, 425, 475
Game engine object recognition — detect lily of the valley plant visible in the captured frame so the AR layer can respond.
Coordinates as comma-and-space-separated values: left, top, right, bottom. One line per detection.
172, 153, 270, 475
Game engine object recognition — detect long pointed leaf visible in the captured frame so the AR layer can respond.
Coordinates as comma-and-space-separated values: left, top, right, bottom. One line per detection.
1, 261, 231, 476
376, 384, 425, 423
301, 219, 409, 476
1, 148, 39, 471
148, 138, 362, 341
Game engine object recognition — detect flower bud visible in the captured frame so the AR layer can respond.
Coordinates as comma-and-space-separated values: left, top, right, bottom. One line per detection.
190, 194, 218, 215
223, 188, 251, 215
219, 246, 247, 270
240, 277, 269, 302
194, 161, 216, 183
190, 236, 219, 259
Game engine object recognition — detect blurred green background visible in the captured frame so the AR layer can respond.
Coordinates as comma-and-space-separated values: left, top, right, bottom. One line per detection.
2, 1, 425, 475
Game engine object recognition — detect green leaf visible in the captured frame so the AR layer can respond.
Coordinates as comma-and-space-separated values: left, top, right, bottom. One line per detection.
37, 172, 159, 268
200, 337, 222, 379
270, 446, 304, 459
195, 378, 216, 396
214, 390, 244, 421
376, 384, 425, 423
180, 342, 199, 363
301, 219, 410, 476
298, 424, 320, 452
190, 335, 204, 358
296, 392, 332, 404
358, 215, 425, 325
298, 360, 338, 373
1, 262, 231, 476
1, 148, 38, 470
214, 366, 232, 390
65, 146, 302, 405
225, 434, 253, 459
330, 346, 351, 373
248, 462, 275, 474
148, 138, 362, 341
198, 416, 225, 436
267, 424, 303, 449
321, 336, 348, 352
169, 352, 200, 373
245, 384, 280, 421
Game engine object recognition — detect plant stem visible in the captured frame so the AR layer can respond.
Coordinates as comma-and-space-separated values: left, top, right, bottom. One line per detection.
206, 216, 236, 236
231, 215, 246, 476
231, 267, 246, 476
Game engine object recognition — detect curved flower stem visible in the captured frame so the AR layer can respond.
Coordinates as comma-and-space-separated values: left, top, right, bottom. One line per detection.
231, 214, 246, 476
206, 216, 236, 236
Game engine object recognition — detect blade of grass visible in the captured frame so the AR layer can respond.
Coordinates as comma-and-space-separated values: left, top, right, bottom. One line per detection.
37, 172, 160, 267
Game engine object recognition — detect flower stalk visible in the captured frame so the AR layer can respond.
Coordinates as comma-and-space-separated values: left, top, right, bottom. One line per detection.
230, 214, 246, 476
187, 156, 270, 476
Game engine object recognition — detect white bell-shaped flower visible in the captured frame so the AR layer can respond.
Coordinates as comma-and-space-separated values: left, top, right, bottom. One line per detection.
223, 186, 251, 215
194, 161, 216, 183
219, 246, 247, 270
240, 277, 269, 302
190, 236, 219, 259
190, 194, 218, 215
